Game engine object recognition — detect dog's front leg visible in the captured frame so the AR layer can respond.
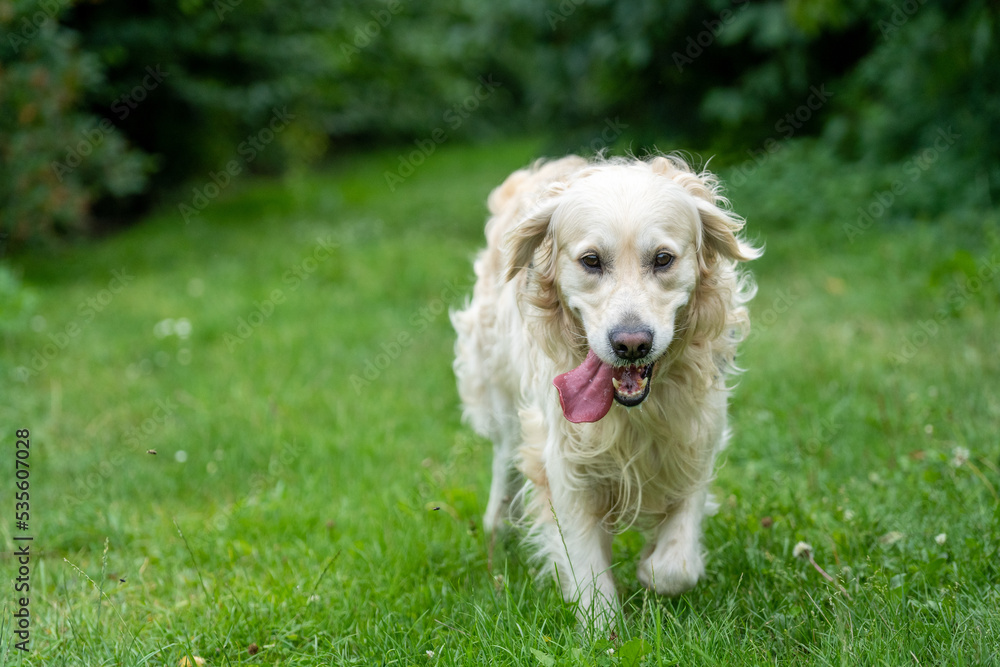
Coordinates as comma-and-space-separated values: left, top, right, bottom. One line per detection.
483, 431, 520, 535
542, 489, 619, 624
636, 486, 708, 596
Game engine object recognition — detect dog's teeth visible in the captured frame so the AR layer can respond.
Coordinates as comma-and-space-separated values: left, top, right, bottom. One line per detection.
638, 377, 647, 391
612, 378, 621, 392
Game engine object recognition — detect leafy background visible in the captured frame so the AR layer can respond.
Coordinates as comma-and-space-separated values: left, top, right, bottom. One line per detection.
1, 1, 999, 664
2, 0, 997, 247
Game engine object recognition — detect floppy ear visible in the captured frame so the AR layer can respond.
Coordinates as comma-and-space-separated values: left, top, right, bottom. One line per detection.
647, 154, 761, 264
648, 154, 760, 347
695, 199, 762, 264
501, 185, 582, 364
503, 186, 564, 282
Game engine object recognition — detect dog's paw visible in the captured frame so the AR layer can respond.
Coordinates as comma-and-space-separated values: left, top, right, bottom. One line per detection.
482, 509, 503, 536
483, 495, 513, 536
636, 543, 704, 596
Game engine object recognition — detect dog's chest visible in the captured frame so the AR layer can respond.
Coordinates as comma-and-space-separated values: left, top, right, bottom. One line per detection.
565, 415, 668, 478
554, 408, 712, 510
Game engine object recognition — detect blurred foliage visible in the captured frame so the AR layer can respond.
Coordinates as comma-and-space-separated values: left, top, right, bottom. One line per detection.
0, 263, 36, 338
823, 0, 1000, 218
1, 0, 997, 247
0, 0, 152, 247
63, 0, 332, 185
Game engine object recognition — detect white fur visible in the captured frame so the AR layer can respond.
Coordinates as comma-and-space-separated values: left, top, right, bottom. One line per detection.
451, 154, 760, 624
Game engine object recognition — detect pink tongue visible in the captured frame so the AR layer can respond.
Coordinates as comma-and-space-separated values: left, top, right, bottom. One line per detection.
553, 350, 614, 423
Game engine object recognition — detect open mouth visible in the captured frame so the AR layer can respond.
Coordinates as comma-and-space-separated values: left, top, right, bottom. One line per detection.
552, 350, 658, 423
611, 362, 655, 407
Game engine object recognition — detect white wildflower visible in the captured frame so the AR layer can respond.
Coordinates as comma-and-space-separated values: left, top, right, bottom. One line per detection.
935, 533, 947, 546
175, 317, 192, 339
154, 318, 174, 338
879, 531, 905, 546
154, 317, 192, 340
793, 542, 812, 559
950, 446, 970, 467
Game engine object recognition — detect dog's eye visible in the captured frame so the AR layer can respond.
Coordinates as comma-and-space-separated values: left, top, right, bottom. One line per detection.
580, 254, 602, 272
653, 252, 675, 270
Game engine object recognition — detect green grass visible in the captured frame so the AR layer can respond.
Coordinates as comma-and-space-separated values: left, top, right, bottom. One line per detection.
2, 138, 999, 665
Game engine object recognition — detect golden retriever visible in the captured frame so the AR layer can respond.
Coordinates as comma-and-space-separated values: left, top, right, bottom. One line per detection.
451, 154, 761, 623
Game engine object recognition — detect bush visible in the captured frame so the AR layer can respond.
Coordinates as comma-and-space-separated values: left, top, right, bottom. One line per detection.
3, 0, 995, 249
61, 0, 513, 185
0, 0, 152, 247
824, 0, 1000, 211
62, 0, 327, 186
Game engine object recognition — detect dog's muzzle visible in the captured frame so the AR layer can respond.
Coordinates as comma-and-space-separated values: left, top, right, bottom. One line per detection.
553, 350, 657, 423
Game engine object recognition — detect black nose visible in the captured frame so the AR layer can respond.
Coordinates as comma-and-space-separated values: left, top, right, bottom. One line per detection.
609, 327, 653, 362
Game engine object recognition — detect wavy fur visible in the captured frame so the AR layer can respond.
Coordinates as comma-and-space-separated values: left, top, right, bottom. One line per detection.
452, 153, 760, 623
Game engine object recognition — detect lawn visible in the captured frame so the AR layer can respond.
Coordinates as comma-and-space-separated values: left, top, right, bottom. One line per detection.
2, 138, 999, 666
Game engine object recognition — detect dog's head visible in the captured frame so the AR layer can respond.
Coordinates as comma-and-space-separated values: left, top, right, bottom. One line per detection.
504, 155, 760, 421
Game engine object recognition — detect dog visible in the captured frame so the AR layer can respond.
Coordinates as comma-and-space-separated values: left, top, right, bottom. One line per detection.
451, 153, 761, 623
